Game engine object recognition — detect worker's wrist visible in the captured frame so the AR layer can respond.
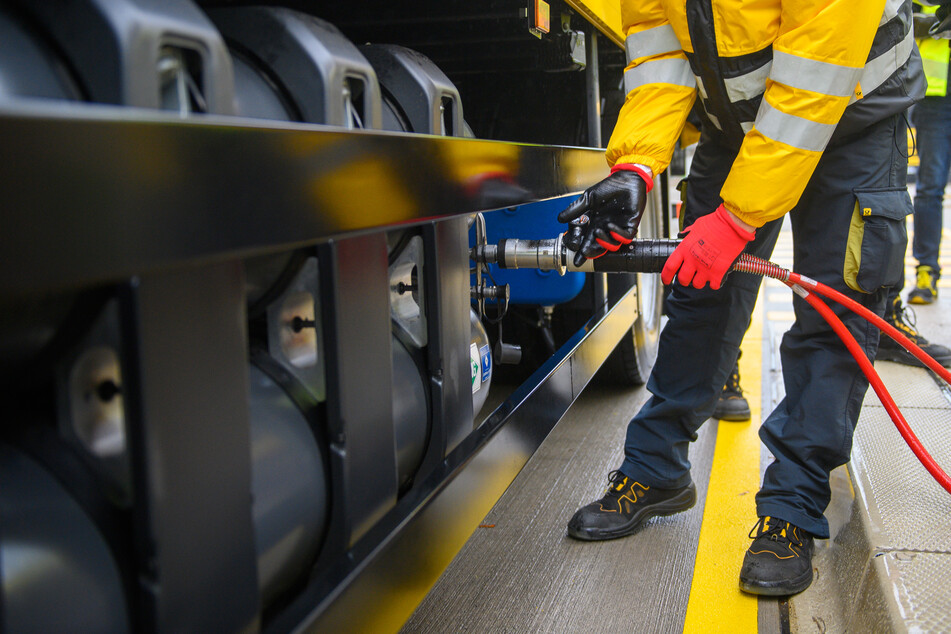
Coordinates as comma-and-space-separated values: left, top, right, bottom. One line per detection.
719, 203, 756, 234
610, 163, 654, 191
716, 204, 756, 240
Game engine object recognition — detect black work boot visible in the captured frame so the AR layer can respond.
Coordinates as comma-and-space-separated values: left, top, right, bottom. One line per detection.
907, 265, 938, 305
877, 296, 951, 368
713, 352, 751, 422
567, 471, 696, 541
739, 516, 814, 596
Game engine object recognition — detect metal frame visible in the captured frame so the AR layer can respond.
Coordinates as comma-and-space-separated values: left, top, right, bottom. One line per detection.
270, 286, 639, 633
120, 263, 260, 632
0, 106, 607, 295
0, 107, 636, 632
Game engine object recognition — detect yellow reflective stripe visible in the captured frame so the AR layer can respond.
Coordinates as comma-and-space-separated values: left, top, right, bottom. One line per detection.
625, 24, 681, 62
708, 50, 864, 106
712, 2, 908, 107
880, 0, 903, 25
695, 75, 709, 100
694, 76, 724, 130
852, 27, 915, 103
755, 101, 836, 153
771, 50, 861, 98
699, 99, 723, 130
723, 62, 771, 102
623, 58, 694, 93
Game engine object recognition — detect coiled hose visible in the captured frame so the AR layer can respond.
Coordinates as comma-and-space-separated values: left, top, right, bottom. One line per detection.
733, 253, 951, 495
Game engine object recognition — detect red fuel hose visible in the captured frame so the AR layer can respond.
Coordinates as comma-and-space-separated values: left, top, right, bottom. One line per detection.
734, 253, 951, 495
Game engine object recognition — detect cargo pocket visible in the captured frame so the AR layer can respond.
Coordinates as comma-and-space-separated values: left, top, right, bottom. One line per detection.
843, 187, 912, 293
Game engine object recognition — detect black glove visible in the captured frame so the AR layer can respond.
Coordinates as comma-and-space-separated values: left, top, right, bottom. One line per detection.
932, 2, 951, 37
557, 166, 650, 267
914, 12, 939, 38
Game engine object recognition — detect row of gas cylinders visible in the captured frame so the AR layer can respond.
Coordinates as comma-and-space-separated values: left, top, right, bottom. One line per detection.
0, 2, 490, 629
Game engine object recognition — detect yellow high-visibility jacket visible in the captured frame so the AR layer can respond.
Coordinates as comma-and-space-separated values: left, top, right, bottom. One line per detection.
920, 36, 949, 96
918, 4, 950, 96
608, 0, 924, 228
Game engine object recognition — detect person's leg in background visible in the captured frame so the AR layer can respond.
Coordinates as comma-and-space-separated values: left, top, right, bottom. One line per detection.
908, 95, 951, 304
877, 288, 951, 366
876, 101, 951, 367
713, 348, 751, 421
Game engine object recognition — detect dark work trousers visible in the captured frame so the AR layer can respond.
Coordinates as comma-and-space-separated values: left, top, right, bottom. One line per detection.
620, 114, 908, 538
911, 95, 951, 274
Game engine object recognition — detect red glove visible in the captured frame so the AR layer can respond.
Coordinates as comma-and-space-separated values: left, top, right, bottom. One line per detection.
661, 204, 755, 290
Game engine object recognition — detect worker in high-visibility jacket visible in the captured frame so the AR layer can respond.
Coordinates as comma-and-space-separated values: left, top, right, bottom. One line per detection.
559, 0, 924, 596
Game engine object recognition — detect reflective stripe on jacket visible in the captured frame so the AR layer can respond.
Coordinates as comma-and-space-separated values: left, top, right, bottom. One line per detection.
607, 0, 925, 228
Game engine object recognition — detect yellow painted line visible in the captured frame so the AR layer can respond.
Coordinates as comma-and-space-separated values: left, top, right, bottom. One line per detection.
683, 292, 763, 632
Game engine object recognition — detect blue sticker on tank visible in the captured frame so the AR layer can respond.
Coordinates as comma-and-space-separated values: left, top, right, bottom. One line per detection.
480, 344, 492, 382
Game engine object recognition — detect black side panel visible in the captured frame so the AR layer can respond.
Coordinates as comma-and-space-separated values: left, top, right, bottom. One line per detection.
323, 234, 398, 545
122, 263, 259, 633
427, 218, 475, 454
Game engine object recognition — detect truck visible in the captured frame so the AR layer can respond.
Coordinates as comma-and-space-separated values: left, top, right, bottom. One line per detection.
0, 1, 672, 630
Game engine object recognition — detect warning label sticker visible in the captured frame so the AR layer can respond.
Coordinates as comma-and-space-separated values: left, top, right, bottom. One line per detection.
470, 343, 481, 394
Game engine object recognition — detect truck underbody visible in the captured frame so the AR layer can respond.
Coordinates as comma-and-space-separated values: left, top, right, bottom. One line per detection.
0, 1, 669, 631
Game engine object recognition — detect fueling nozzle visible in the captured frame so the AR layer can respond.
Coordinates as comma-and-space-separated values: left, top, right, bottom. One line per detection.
471, 234, 680, 274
